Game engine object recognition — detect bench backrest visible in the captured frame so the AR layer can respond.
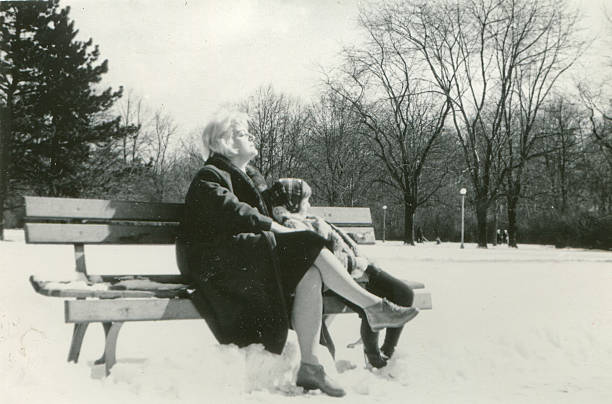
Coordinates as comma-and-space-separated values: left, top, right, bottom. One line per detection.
309, 206, 375, 244
24, 196, 182, 245
24, 196, 375, 245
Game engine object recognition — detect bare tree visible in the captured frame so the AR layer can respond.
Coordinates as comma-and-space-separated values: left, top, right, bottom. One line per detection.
117, 89, 149, 164
536, 97, 585, 212
579, 93, 612, 212
326, 8, 451, 244
498, 0, 583, 247
241, 85, 310, 182
304, 92, 377, 207
587, 102, 612, 154
580, 83, 612, 157
379, 0, 582, 246
146, 109, 178, 201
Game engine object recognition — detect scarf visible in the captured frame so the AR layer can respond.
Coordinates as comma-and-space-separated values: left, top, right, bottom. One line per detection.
267, 178, 312, 213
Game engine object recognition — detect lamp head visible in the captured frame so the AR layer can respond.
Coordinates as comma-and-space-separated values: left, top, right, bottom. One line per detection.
459, 188, 467, 195
382, 205, 387, 210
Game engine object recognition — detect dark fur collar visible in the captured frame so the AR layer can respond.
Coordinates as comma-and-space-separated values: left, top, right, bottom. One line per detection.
206, 154, 270, 216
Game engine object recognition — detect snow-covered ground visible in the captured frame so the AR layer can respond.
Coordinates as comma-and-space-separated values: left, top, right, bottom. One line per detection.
1, 229, 611, 403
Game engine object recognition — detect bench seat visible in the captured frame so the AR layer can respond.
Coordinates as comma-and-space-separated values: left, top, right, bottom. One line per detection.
30, 275, 432, 314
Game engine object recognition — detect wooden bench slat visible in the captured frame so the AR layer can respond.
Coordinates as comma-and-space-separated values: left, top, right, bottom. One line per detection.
309, 206, 372, 226
95, 274, 188, 284
336, 226, 376, 244
326, 223, 374, 228
413, 293, 432, 310
25, 223, 179, 244
65, 292, 432, 322
65, 298, 201, 322
25, 223, 374, 245
25, 196, 183, 221
24, 197, 374, 226
32, 274, 424, 300
400, 280, 425, 289
94, 276, 425, 289
39, 286, 181, 299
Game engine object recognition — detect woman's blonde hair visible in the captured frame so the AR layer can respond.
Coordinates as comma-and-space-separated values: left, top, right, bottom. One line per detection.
201, 109, 249, 159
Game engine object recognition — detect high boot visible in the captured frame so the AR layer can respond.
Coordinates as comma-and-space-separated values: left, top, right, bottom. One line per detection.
364, 350, 388, 369
381, 345, 395, 360
296, 362, 346, 397
360, 319, 387, 369
363, 298, 419, 331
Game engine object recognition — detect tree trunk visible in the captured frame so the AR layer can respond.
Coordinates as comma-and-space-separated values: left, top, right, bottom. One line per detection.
475, 197, 488, 248
507, 193, 519, 248
0, 105, 12, 241
404, 201, 415, 245
492, 199, 498, 246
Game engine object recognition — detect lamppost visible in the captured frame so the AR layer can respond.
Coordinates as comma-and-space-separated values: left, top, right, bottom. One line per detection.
382, 205, 387, 243
460, 188, 467, 249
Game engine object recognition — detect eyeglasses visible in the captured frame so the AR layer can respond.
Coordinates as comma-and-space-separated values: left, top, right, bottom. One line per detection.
235, 130, 255, 142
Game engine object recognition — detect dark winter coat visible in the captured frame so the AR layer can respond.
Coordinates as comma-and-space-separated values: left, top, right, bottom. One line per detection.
176, 154, 289, 354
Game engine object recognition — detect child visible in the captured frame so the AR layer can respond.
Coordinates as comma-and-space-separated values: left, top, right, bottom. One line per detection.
266, 178, 416, 369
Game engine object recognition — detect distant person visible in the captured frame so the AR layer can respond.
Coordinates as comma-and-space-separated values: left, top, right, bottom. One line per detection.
416, 226, 424, 243
502, 229, 508, 244
267, 178, 418, 369
496, 229, 502, 244
435, 236, 441, 245
177, 110, 418, 397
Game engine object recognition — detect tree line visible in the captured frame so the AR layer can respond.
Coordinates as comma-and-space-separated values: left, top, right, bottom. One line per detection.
1, 0, 610, 249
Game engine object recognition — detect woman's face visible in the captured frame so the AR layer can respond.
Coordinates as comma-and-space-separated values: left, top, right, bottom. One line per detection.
298, 197, 311, 215
231, 119, 257, 160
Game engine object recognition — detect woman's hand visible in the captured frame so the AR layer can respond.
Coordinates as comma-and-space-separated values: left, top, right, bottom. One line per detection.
270, 221, 299, 233
284, 218, 311, 231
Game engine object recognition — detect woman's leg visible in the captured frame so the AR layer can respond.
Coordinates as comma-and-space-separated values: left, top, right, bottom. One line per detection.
292, 266, 346, 397
312, 249, 379, 308
292, 266, 323, 365
313, 249, 418, 331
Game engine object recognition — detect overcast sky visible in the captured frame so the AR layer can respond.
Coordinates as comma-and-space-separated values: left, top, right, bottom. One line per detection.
68, 0, 611, 135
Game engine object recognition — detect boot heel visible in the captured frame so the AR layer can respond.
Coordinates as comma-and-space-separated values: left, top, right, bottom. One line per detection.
296, 382, 316, 391
363, 352, 372, 370
363, 350, 388, 369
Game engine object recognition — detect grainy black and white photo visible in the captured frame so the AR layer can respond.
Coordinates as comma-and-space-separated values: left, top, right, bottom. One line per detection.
1, 0, 611, 403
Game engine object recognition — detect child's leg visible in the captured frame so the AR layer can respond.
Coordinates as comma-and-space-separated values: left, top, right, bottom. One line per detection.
360, 318, 389, 368
365, 264, 414, 357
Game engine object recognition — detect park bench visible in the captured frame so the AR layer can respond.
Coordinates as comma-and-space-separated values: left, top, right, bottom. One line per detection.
24, 196, 432, 376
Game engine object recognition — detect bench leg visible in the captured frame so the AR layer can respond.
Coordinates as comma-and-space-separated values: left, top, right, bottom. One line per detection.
94, 322, 112, 365
93, 322, 124, 376
320, 315, 336, 359
67, 323, 89, 363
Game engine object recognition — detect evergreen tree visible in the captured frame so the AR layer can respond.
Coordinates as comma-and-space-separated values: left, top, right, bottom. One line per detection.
0, 0, 125, 238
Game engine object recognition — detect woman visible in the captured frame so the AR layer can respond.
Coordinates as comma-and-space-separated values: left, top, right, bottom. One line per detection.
267, 178, 416, 369
177, 109, 418, 397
